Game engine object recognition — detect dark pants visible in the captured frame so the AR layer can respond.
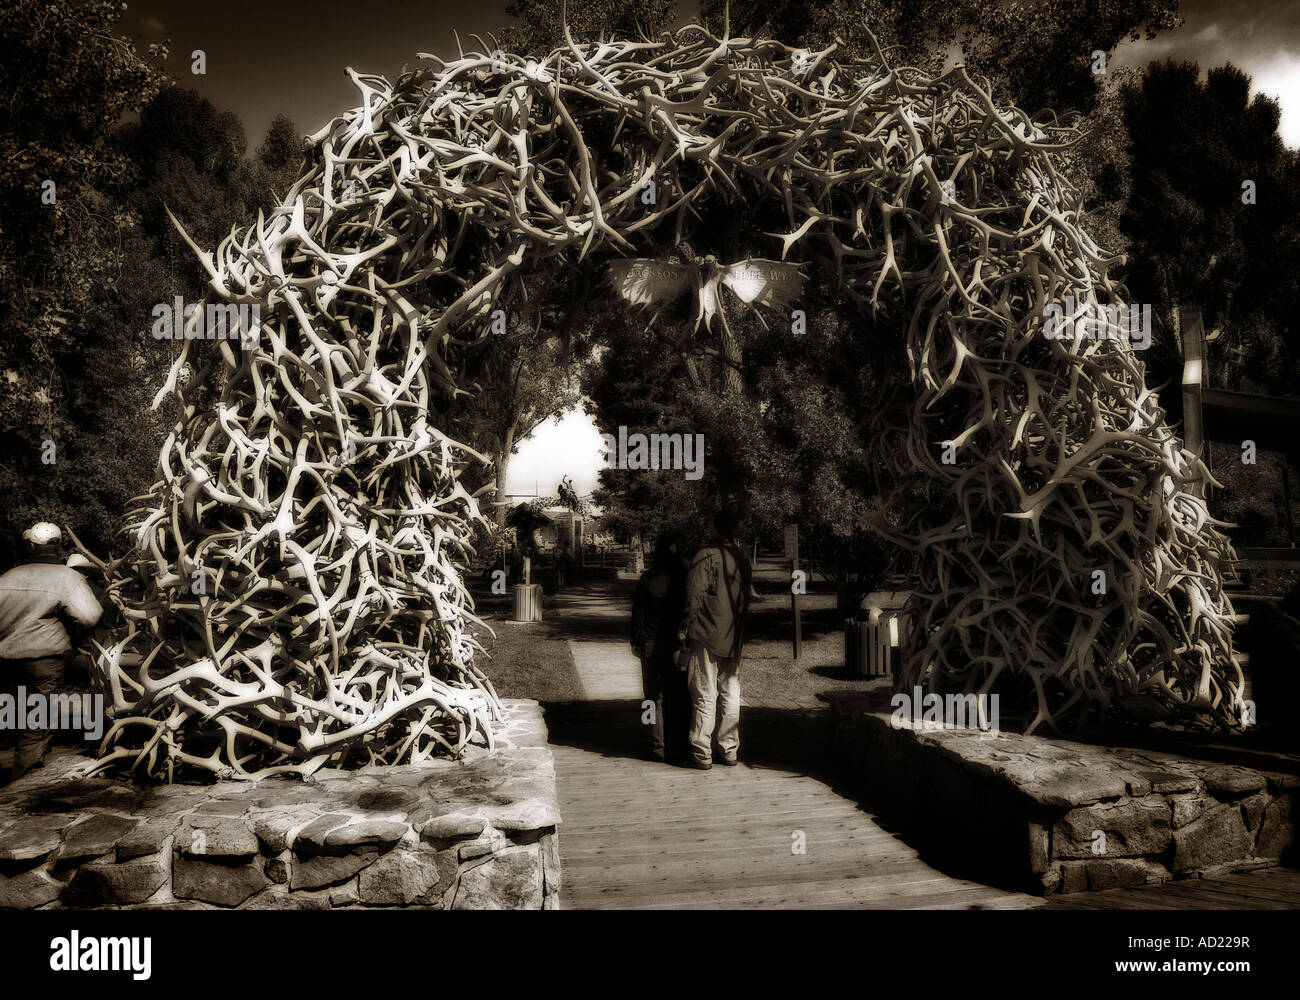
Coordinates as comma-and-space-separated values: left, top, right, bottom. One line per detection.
639, 654, 690, 760
1, 654, 64, 780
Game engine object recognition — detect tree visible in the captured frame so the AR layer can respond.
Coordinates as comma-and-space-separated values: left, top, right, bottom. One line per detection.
0, 1, 307, 564
1120, 61, 1300, 399
121, 88, 296, 253
585, 294, 897, 608
448, 276, 586, 524
256, 112, 305, 200
584, 306, 706, 543
505, 499, 553, 556
700, 0, 1181, 117
0, 0, 166, 563
498, 0, 677, 52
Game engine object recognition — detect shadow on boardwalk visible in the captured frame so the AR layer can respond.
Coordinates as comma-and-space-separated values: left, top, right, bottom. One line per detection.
502, 579, 1300, 908
543, 697, 1045, 909
544, 699, 831, 778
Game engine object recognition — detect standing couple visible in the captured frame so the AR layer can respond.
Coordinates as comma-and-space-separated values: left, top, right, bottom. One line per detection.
629, 508, 752, 770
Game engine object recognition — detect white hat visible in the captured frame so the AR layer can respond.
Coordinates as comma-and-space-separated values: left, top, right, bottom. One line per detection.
66, 553, 94, 571
22, 522, 62, 546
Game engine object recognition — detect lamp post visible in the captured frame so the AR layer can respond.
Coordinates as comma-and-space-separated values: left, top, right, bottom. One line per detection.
1180, 305, 1207, 501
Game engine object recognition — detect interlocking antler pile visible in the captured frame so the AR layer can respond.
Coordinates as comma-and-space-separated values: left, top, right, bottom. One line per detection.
97, 17, 1242, 778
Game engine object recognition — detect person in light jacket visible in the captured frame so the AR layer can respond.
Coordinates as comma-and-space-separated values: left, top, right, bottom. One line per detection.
0, 523, 103, 779
678, 508, 752, 769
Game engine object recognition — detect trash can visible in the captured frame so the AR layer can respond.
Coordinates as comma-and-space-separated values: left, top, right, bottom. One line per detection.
849, 591, 911, 678
512, 584, 543, 622
844, 618, 871, 676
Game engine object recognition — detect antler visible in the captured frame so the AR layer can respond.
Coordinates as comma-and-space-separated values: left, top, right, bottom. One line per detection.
98, 16, 1242, 780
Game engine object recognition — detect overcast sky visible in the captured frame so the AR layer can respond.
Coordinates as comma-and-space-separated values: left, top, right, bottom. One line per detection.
1113, 0, 1300, 144
115, 1, 1300, 496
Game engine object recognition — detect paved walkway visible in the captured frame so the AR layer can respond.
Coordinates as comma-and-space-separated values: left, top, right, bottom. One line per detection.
567, 642, 644, 701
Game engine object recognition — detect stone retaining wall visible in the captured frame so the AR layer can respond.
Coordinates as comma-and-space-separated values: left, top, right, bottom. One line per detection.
0, 699, 559, 909
827, 692, 1298, 894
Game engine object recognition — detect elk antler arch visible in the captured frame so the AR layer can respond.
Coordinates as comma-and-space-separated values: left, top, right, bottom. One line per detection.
95, 22, 1243, 779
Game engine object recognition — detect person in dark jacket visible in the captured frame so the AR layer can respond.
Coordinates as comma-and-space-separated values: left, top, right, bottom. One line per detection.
630, 531, 689, 761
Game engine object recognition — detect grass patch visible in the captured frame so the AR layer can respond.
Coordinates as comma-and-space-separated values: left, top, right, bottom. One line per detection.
740, 591, 888, 703
473, 620, 583, 702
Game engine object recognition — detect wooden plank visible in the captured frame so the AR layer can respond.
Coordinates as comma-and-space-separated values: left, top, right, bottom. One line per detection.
563, 854, 964, 894
563, 872, 967, 907
557, 790, 857, 811
557, 789, 853, 807
563, 853, 928, 884
561, 828, 903, 852
1123, 886, 1282, 909
1045, 869, 1300, 910
562, 849, 911, 873
563, 860, 934, 895
553, 765, 846, 785
927, 895, 1047, 910
1145, 876, 1300, 907
560, 813, 872, 831
1043, 884, 1222, 911
560, 831, 884, 852
561, 826, 904, 857
1037, 898, 1103, 910
568, 889, 990, 910
1214, 869, 1300, 891
1059, 892, 1185, 911
1175, 873, 1300, 899
558, 796, 872, 817
565, 780, 838, 794
557, 798, 872, 825
1126, 882, 1288, 910
556, 776, 843, 798
571, 879, 1037, 911
560, 828, 909, 859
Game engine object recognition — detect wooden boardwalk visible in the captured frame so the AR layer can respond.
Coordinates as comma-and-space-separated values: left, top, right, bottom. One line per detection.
1040, 867, 1300, 910
539, 597, 1300, 910
547, 696, 1044, 909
